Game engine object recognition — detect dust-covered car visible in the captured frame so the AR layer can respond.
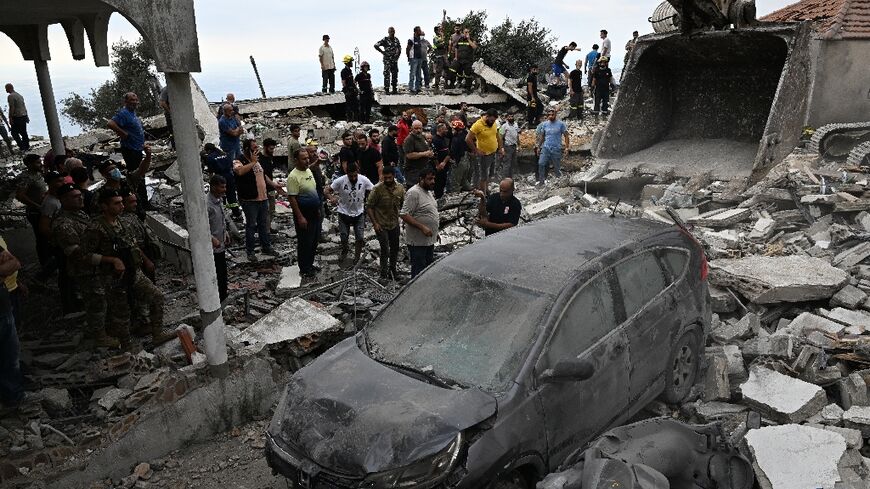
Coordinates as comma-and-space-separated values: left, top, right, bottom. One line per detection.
265, 212, 711, 488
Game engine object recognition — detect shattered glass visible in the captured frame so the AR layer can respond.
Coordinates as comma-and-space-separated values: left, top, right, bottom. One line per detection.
367, 265, 552, 392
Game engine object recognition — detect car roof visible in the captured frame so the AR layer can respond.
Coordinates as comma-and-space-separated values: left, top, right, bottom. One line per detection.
441, 212, 672, 295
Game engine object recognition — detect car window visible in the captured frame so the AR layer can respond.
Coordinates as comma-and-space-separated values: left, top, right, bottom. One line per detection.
614, 250, 667, 318
544, 275, 616, 366
659, 248, 689, 283
366, 265, 553, 393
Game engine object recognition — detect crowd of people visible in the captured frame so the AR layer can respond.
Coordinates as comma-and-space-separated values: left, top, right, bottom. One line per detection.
0, 20, 636, 407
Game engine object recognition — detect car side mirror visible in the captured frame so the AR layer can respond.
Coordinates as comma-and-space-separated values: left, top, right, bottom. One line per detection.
540, 359, 595, 384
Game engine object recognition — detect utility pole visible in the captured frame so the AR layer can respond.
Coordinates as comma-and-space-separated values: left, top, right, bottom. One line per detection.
250, 55, 267, 98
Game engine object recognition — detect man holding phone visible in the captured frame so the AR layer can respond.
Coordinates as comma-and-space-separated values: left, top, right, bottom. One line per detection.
233, 139, 285, 262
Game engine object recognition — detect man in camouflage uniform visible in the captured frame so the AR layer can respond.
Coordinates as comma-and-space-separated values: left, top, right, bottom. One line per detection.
51, 184, 121, 349
121, 189, 162, 280
374, 27, 402, 94
82, 189, 170, 349
430, 20, 449, 94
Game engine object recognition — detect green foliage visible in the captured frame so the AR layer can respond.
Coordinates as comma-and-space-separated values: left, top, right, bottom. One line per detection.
61, 39, 161, 129
443, 10, 556, 79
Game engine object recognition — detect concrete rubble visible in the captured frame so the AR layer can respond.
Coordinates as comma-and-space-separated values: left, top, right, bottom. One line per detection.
745, 424, 847, 489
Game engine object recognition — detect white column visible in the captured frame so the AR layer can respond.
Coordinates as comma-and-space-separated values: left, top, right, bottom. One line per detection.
164, 72, 228, 374
33, 59, 64, 157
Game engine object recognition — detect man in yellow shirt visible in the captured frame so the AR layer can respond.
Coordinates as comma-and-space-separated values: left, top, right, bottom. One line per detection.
465, 109, 504, 192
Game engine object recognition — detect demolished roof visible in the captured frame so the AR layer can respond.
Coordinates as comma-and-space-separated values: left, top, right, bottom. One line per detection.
762, 0, 870, 39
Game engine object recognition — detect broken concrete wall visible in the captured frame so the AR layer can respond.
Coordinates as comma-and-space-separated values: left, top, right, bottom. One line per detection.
145, 212, 193, 275
48, 355, 285, 488
809, 39, 870, 128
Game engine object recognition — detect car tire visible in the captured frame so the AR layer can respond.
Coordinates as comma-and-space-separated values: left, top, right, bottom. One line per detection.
661, 329, 700, 403
492, 471, 528, 489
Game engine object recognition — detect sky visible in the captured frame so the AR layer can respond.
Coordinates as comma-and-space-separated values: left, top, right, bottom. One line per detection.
0, 0, 795, 136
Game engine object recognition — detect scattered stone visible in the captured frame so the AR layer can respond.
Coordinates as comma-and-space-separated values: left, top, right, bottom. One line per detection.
133, 462, 153, 480
712, 313, 757, 343
745, 424, 846, 489
740, 366, 827, 423
703, 351, 730, 401
38, 387, 72, 415
834, 242, 870, 269
782, 312, 846, 337
689, 207, 751, 228
97, 388, 133, 411
709, 285, 737, 313
709, 256, 849, 304
832, 285, 868, 309
238, 298, 342, 356
692, 401, 747, 422
275, 266, 302, 295
525, 196, 566, 217
837, 373, 869, 411
843, 406, 870, 437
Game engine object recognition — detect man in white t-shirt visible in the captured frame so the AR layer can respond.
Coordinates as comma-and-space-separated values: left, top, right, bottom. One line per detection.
600, 29, 612, 58
326, 161, 374, 265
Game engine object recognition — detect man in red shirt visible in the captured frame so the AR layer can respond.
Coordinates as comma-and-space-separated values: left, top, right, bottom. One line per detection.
396, 110, 413, 170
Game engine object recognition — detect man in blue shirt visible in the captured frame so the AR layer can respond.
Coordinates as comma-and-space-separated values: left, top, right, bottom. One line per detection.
108, 92, 148, 209
584, 44, 600, 87
218, 103, 244, 163
535, 108, 569, 185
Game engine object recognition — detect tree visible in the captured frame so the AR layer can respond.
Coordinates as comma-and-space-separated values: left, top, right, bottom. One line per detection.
443, 10, 556, 80
61, 39, 161, 129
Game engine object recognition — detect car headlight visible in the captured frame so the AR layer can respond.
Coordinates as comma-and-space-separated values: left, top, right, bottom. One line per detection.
362, 433, 463, 488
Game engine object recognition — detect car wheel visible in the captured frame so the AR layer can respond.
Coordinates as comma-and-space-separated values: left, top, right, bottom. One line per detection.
492, 471, 528, 489
662, 330, 700, 403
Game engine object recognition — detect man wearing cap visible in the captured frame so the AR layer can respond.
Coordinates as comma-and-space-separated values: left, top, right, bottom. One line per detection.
374, 27, 402, 95
591, 56, 614, 115
319, 35, 336, 94
466, 109, 504, 192
201, 142, 241, 221
83, 189, 171, 349
15, 154, 48, 264
356, 61, 375, 123
90, 160, 125, 215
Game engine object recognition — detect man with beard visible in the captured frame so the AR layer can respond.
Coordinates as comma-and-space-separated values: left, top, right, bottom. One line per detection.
367, 166, 405, 280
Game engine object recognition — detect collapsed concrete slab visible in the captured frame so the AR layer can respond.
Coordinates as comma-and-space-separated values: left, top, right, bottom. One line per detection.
145, 212, 193, 275
275, 266, 302, 296
782, 312, 847, 337
709, 255, 849, 304
745, 424, 846, 489
238, 298, 342, 356
740, 366, 827, 423
688, 207, 752, 228
843, 405, 870, 437
472, 59, 528, 105
525, 196, 566, 217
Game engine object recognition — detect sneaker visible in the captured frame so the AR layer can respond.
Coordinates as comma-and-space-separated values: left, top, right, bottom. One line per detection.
247, 253, 258, 262
263, 248, 279, 257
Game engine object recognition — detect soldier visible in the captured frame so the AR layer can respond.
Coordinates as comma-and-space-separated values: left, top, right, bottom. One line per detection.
51, 184, 120, 349
374, 27, 402, 94
82, 189, 171, 349
120, 189, 162, 283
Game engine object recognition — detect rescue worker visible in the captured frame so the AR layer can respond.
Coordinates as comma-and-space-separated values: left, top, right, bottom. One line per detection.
355, 61, 375, 124
82, 189, 171, 348
51, 184, 119, 349
451, 28, 477, 93
591, 56, 614, 115
374, 27, 402, 94
340, 55, 359, 122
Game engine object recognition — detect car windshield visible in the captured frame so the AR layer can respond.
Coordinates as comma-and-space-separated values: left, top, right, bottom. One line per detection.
366, 265, 553, 393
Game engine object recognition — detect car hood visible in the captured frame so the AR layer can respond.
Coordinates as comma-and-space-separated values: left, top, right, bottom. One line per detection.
268, 337, 498, 477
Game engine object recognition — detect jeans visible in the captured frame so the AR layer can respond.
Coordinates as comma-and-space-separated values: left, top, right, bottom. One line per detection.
538, 147, 563, 184
295, 206, 321, 275
408, 245, 434, 278
241, 200, 271, 254
409, 58, 424, 92
10, 115, 29, 151
214, 251, 227, 302
338, 213, 365, 244
376, 227, 400, 276
0, 304, 23, 405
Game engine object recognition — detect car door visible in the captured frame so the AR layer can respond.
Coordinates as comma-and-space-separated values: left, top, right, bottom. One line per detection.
535, 271, 630, 468
612, 248, 678, 402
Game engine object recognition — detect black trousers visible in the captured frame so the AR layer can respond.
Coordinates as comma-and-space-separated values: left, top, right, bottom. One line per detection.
10, 116, 29, 151
434, 164, 450, 199
594, 87, 611, 113
359, 91, 374, 123
214, 251, 227, 302
322, 69, 336, 92
344, 90, 359, 121
527, 96, 543, 126
569, 91, 584, 119
376, 227, 400, 276
295, 206, 321, 275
